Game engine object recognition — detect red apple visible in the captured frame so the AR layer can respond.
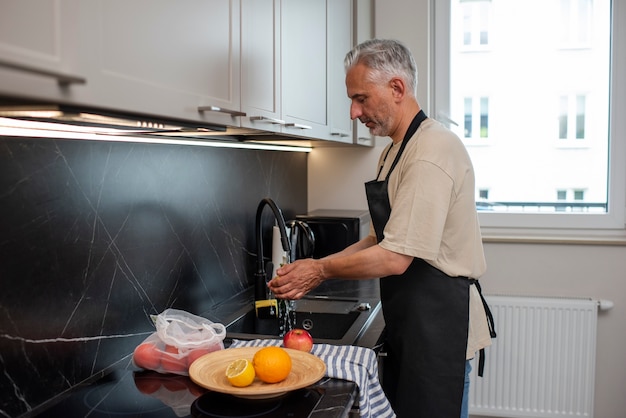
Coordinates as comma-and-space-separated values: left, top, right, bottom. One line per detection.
133, 342, 162, 370
283, 328, 313, 352
133, 373, 163, 394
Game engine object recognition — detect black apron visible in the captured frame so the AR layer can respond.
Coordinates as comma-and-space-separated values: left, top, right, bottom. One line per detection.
365, 111, 469, 417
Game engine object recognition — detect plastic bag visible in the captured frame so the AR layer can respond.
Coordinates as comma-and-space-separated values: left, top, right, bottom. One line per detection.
132, 308, 226, 376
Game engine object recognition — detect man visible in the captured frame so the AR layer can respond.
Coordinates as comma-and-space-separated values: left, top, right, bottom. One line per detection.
269, 39, 495, 417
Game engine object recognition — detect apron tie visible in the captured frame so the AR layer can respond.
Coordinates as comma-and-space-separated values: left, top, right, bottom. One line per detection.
468, 278, 497, 377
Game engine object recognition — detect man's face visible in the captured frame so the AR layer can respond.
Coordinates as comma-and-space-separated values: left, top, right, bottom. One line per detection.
346, 63, 394, 138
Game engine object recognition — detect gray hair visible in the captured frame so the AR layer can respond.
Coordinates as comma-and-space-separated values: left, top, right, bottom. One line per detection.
344, 39, 418, 97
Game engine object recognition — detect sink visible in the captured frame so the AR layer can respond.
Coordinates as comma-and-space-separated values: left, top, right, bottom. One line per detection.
224, 296, 381, 345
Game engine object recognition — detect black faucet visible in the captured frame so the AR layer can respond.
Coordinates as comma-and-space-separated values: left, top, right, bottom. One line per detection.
254, 198, 291, 305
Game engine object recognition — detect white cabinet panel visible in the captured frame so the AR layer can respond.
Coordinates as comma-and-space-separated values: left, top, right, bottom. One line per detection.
0, 0, 87, 101
353, 0, 375, 146
82, 0, 241, 127
240, 0, 282, 133
327, 0, 353, 144
281, 0, 328, 139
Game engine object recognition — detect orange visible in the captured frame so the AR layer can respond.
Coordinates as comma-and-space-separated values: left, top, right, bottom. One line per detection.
225, 359, 255, 387
252, 346, 292, 383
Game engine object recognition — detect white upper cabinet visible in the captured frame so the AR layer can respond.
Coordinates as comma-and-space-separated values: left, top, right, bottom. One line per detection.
0, 0, 87, 102
0, 0, 367, 143
80, 0, 241, 128
240, 0, 282, 133
327, 0, 354, 144
244, 0, 354, 142
353, 0, 374, 146
280, 0, 366, 144
281, 0, 329, 140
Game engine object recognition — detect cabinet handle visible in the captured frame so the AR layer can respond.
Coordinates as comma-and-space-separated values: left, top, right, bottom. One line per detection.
331, 131, 350, 137
249, 116, 286, 125
284, 123, 312, 130
0, 58, 86, 86
197, 106, 246, 117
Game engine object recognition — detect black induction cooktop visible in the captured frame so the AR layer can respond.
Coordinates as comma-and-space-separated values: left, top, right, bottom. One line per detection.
191, 389, 322, 418
33, 367, 332, 418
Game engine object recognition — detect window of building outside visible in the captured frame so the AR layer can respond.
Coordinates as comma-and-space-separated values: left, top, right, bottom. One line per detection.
433, 0, 625, 239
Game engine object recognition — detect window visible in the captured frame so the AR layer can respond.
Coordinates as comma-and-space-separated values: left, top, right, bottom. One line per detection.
464, 96, 490, 139
433, 0, 626, 238
464, 98, 473, 138
559, 94, 587, 140
574, 189, 585, 200
560, 0, 592, 47
462, 0, 492, 48
576, 95, 586, 139
556, 189, 587, 212
480, 97, 489, 138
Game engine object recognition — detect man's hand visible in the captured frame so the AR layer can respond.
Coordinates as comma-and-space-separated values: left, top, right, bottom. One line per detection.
268, 239, 413, 300
268, 259, 325, 300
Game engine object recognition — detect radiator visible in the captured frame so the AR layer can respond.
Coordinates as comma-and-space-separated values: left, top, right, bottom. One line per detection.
469, 295, 599, 418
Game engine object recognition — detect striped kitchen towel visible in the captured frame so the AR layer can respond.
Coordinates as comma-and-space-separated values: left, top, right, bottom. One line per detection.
230, 339, 396, 418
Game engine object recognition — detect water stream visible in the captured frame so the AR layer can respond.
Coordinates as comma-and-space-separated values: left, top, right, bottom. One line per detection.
277, 299, 296, 337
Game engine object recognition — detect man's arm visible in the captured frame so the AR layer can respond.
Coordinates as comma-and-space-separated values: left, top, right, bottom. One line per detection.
269, 240, 413, 300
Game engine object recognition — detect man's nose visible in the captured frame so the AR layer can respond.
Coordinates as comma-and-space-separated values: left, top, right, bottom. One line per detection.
350, 103, 362, 120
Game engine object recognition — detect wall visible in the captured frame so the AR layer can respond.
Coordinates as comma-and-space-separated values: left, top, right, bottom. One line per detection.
0, 136, 307, 417
307, 0, 626, 417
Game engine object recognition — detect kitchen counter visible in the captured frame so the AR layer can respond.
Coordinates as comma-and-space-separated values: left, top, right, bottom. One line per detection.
32, 279, 385, 417
35, 359, 360, 418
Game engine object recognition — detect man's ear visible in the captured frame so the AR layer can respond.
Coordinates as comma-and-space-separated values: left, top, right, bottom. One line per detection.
389, 77, 406, 100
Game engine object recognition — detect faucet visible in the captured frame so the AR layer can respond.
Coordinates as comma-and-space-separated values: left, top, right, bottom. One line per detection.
254, 198, 291, 310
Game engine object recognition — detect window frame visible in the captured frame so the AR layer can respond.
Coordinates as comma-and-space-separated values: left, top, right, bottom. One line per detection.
432, 0, 626, 240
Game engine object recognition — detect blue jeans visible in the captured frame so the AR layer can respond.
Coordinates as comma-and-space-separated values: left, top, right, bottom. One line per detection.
461, 359, 471, 418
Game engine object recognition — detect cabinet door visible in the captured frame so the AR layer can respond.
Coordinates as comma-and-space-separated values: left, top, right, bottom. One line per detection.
353, 0, 375, 146
240, 0, 282, 133
281, 0, 328, 140
0, 0, 87, 102
327, 0, 353, 144
81, 0, 241, 127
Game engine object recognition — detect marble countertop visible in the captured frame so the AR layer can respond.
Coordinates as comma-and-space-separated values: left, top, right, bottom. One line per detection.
33, 279, 384, 417
36, 359, 360, 418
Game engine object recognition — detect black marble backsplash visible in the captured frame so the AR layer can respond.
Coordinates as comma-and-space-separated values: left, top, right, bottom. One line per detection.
0, 136, 307, 417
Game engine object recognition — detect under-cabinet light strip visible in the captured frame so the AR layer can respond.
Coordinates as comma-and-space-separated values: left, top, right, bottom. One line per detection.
0, 118, 312, 153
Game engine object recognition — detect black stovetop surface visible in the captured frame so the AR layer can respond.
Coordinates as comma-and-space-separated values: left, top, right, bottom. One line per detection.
34, 362, 357, 418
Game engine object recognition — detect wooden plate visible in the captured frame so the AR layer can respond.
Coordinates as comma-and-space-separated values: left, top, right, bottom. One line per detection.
188, 347, 326, 399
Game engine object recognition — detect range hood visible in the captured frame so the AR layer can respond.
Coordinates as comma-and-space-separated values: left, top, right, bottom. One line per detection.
0, 103, 226, 134
0, 101, 312, 152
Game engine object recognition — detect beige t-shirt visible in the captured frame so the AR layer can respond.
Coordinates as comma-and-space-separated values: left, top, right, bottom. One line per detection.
373, 118, 492, 359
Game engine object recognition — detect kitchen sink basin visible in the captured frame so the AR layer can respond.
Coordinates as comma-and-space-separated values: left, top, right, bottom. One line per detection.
224, 296, 381, 345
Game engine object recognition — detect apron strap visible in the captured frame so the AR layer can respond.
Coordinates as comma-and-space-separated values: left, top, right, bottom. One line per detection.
468, 278, 497, 377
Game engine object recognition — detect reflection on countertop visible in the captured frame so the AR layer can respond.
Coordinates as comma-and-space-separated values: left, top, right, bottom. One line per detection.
36, 361, 359, 418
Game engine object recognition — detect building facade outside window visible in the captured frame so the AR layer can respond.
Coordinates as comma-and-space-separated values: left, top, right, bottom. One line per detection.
433, 0, 624, 237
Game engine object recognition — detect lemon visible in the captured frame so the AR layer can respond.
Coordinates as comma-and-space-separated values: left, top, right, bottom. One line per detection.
225, 358, 256, 387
